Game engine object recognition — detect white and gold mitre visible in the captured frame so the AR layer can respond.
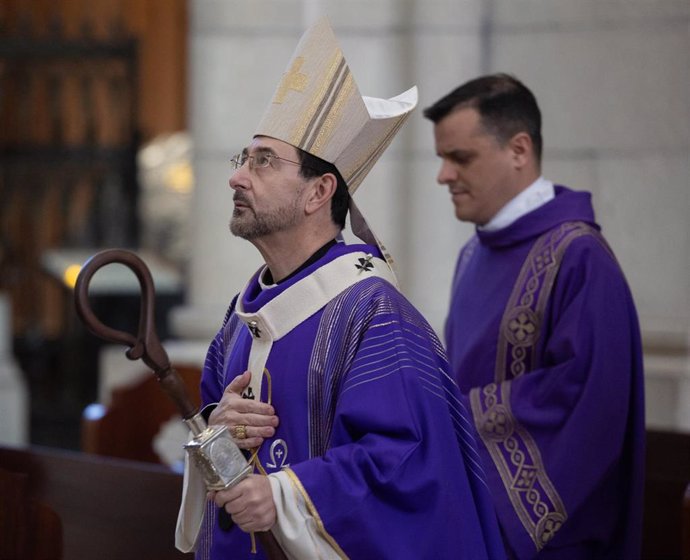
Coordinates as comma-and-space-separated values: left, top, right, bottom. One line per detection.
254, 17, 418, 194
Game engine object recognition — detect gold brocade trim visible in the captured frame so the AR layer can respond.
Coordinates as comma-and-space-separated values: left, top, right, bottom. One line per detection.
477, 222, 612, 550
284, 468, 349, 559
470, 383, 567, 550
495, 222, 602, 383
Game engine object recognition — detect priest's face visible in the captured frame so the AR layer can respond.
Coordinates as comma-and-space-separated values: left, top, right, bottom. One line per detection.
228, 137, 308, 241
432, 107, 526, 225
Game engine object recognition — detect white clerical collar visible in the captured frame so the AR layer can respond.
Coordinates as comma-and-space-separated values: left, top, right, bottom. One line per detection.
479, 177, 555, 232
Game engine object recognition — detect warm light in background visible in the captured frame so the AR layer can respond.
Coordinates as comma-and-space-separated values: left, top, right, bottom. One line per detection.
165, 161, 193, 194
63, 264, 82, 288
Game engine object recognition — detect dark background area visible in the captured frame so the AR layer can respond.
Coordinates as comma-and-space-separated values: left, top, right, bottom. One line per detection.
0, 0, 187, 450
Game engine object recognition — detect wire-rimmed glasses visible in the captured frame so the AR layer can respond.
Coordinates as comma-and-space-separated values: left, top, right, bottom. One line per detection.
230, 151, 303, 171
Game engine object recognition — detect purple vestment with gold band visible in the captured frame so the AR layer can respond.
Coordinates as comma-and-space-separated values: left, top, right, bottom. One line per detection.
196, 242, 506, 559
446, 186, 645, 559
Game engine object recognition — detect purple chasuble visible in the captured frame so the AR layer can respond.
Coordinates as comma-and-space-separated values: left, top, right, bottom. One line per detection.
445, 186, 645, 559
197, 242, 505, 560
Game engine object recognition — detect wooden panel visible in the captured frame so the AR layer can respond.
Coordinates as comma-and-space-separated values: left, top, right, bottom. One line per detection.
684, 483, 690, 560
0, 466, 63, 560
0, 445, 186, 560
0, 0, 188, 341
129, 0, 188, 137
643, 429, 690, 560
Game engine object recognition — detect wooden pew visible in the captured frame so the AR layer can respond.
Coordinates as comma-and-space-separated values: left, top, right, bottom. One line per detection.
4, 429, 689, 559
81, 365, 201, 465
0, 464, 62, 560
643, 429, 690, 560
684, 482, 690, 560
0, 445, 187, 560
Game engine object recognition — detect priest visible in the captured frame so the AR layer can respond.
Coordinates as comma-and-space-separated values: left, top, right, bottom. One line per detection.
423, 73, 645, 559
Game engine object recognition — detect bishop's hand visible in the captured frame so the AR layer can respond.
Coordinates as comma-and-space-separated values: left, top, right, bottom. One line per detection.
210, 474, 277, 533
209, 370, 279, 450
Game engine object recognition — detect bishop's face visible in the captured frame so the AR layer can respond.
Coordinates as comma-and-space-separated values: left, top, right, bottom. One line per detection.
228, 136, 308, 241
432, 107, 522, 226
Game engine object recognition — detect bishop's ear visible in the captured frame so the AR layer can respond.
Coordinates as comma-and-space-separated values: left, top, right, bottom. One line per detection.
304, 173, 338, 215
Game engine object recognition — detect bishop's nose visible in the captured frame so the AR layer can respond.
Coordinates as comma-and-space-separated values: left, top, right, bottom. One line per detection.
229, 166, 250, 190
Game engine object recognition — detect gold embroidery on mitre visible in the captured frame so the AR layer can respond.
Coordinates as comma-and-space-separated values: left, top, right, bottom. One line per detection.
312, 73, 354, 156
301, 55, 349, 153
289, 51, 344, 150
273, 56, 308, 104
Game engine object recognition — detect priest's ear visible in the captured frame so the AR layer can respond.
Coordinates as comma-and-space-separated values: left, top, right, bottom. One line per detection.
304, 172, 338, 216
508, 131, 535, 170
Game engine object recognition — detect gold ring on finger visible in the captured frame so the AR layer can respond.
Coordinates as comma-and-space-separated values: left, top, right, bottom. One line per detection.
232, 424, 247, 440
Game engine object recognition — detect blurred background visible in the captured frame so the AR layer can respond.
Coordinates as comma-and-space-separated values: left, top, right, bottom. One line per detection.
0, 0, 688, 472
0, 0, 188, 451
0, 1, 689, 558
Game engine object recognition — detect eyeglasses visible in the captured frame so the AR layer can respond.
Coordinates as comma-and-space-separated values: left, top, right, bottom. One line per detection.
230, 151, 303, 171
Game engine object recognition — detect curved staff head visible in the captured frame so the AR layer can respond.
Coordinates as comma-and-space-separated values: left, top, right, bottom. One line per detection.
74, 249, 200, 420
73, 248, 170, 376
